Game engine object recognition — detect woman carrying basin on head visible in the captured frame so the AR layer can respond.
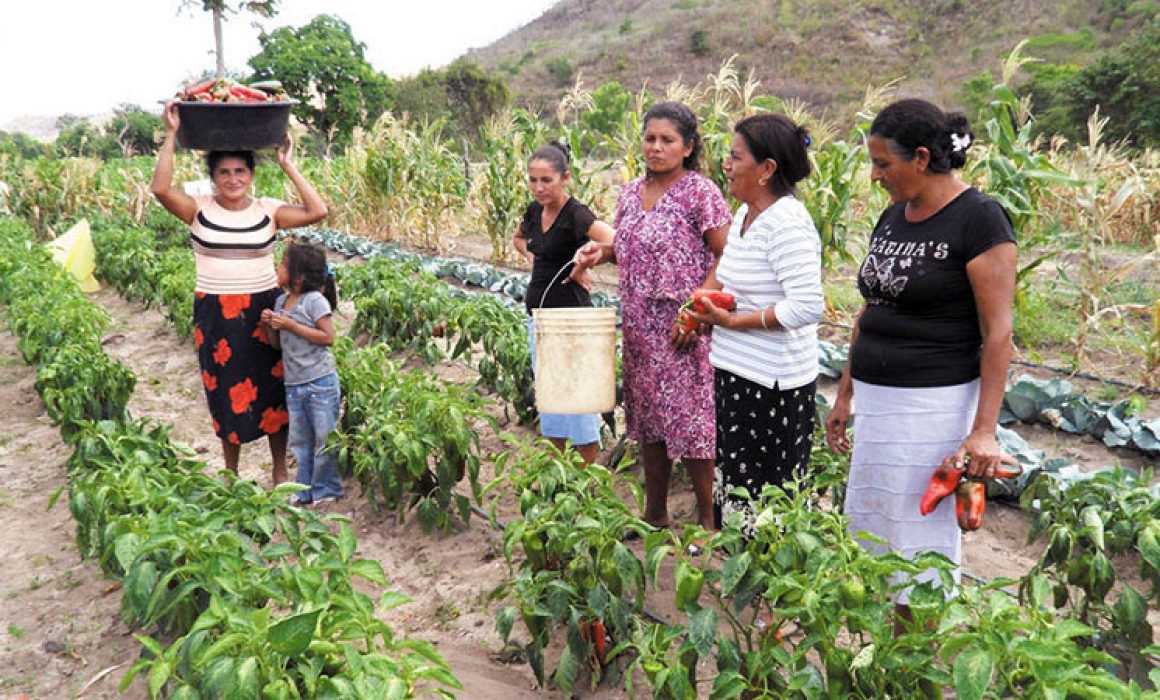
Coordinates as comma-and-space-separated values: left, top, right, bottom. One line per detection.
150, 101, 329, 483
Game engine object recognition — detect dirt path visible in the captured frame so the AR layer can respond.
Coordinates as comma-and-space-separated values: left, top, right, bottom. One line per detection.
0, 288, 588, 699
1, 274, 1155, 698
0, 323, 147, 699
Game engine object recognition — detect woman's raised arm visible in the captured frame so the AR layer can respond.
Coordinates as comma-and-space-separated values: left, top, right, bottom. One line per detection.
150, 101, 197, 225
273, 133, 328, 230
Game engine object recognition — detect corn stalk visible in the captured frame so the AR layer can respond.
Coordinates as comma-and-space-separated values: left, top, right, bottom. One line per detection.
1064, 108, 1150, 370
475, 113, 531, 263
360, 114, 466, 250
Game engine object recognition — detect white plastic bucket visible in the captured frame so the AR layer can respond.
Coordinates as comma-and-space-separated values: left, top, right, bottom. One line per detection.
533, 307, 617, 414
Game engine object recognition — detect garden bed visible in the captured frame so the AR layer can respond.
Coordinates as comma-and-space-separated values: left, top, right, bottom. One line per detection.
2, 240, 1154, 696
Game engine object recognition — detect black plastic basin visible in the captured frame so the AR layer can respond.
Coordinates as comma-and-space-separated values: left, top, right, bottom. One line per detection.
176, 101, 299, 151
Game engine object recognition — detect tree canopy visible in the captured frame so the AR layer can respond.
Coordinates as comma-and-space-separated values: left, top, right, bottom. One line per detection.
107, 105, 165, 158
51, 106, 164, 159
249, 14, 393, 155
1022, 20, 1160, 147
0, 130, 48, 160
393, 60, 509, 142
443, 60, 510, 139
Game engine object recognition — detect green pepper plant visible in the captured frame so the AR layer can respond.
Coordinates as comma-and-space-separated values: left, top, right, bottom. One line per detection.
336, 341, 494, 533
1021, 465, 1159, 674
489, 437, 666, 693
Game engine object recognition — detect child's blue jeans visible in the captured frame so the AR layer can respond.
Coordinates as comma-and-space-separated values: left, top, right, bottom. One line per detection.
286, 371, 343, 502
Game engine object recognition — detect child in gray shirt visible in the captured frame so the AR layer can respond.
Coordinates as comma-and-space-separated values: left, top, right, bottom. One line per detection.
261, 242, 342, 506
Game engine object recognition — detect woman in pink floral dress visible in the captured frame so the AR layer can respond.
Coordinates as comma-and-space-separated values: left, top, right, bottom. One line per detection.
576, 101, 731, 531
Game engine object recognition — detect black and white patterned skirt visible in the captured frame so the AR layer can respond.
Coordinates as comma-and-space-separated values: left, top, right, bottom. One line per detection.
713, 369, 815, 531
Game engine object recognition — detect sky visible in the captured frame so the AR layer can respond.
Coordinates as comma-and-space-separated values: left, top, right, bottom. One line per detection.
0, 0, 558, 127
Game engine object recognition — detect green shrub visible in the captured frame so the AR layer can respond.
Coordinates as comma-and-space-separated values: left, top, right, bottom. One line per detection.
690, 29, 710, 56
547, 56, 575, 86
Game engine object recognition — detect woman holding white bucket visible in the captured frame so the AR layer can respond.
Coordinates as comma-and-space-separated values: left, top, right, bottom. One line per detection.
512, 140, 614, 464
575, 102, 732, 532
685, 114, 824, 534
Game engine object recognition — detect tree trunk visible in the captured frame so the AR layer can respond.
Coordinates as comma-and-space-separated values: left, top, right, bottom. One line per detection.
213, 7, 225, 78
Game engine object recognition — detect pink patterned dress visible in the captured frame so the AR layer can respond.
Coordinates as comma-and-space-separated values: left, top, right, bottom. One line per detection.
613, 172, 732, 459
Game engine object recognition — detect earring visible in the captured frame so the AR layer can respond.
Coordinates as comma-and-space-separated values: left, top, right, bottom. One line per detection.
759, 178, 768, 186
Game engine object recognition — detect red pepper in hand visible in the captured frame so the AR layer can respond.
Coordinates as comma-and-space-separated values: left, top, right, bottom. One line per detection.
993, 455, 1023, 480
919, 456, 963, 516
955, 479, 986, 531
689, 289, 736, 313
676, 308, 698, 334
675, 289, 734, 334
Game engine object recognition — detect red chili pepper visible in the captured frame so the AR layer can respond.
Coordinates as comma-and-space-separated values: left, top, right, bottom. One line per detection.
230, 84, 271, 102
675, 289, 733, 334
689, 289, 736, 313
955, 479, 986, 531
919, 457, 963, 516
993, 459, 1022, 480
182, 78, 217, 99
676, 309, 697, 334
591, 619, 607, 667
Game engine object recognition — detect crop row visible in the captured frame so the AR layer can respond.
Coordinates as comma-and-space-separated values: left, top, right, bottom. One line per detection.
301, 224, 1160, 460
79, 216, 1160, 696
0, 217, 460, 699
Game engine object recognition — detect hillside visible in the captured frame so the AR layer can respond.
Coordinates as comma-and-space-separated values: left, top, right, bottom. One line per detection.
464, 0, 1149, 124
2, 113, 113, 143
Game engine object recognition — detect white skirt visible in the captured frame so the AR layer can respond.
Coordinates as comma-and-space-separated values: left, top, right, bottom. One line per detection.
843, 379, 979, 603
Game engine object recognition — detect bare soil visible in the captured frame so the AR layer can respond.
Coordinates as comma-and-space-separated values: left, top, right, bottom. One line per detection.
1, 240, 1155, 699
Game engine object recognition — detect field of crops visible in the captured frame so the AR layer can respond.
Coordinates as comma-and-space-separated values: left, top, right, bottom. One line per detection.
0, 201, 1156, 698
0, 52, 1158, 699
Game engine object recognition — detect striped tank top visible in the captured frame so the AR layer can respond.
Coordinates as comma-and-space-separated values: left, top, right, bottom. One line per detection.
189, 195, 283, 294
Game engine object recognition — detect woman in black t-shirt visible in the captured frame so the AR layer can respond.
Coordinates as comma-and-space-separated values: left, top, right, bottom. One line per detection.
824, 100, 1017, 628
512, 141, 614, 464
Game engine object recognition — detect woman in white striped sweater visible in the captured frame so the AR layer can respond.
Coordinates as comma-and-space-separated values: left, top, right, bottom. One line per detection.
686, 114, 824, 532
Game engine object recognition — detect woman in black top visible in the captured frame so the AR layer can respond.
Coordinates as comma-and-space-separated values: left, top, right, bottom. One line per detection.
824, 99, 1016, 626
512, 141, 614, 464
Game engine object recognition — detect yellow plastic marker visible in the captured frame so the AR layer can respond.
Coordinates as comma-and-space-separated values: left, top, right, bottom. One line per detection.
46, 219, 100, 293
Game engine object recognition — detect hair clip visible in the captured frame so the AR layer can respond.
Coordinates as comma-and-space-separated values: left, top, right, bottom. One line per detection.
951, 133, 972, 153
803, 134, 812, 149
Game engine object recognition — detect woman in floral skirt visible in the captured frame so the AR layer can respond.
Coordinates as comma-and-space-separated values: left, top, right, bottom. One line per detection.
150, 101, 328, 482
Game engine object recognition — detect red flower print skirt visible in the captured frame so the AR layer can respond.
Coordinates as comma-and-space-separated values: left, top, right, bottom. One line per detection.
194, 288, 288, 444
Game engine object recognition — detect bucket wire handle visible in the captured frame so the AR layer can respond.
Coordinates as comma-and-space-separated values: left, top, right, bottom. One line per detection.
537, 259, 577, 311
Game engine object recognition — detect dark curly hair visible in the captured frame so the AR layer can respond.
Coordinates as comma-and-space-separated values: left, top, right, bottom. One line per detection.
206, 150, 256, 175
870, 99, 973, 173
643, 101, 703, 172
284, 241, 337, 310
733, 114, 813, 197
